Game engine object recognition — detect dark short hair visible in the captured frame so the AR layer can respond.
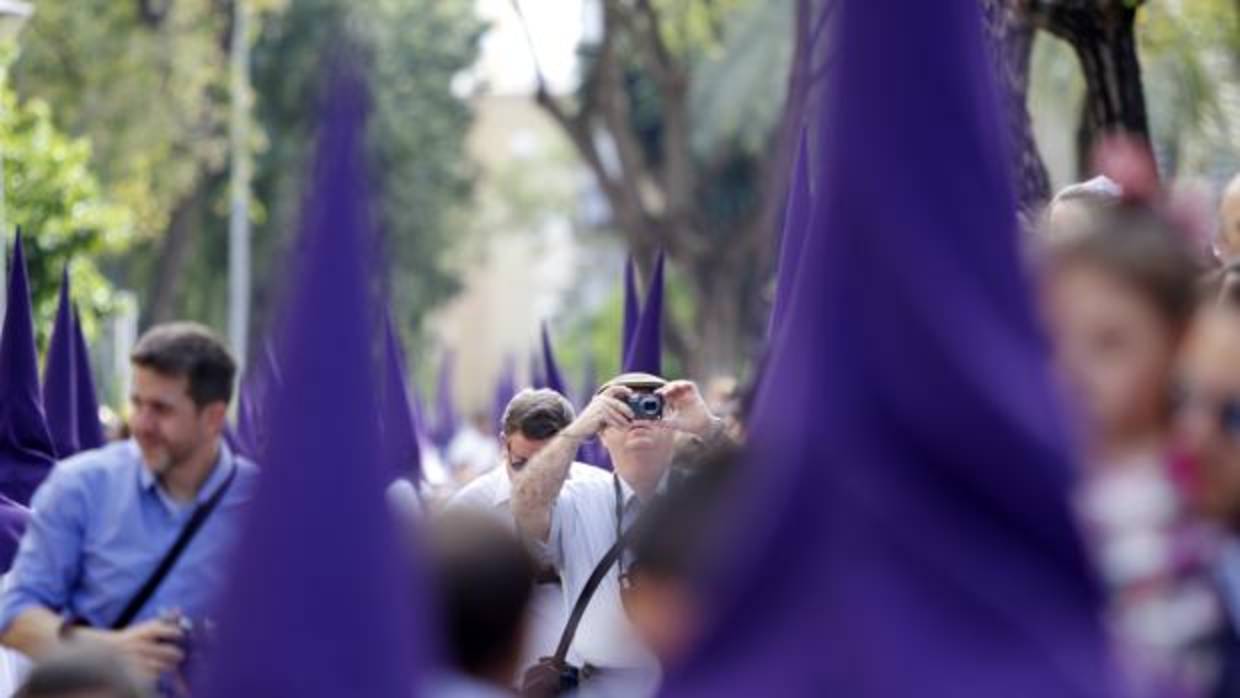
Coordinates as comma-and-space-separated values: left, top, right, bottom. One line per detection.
16, 647, 149, 698
130, 322, 237, 408
501, 388, 575, 440
429, 511, 535, 678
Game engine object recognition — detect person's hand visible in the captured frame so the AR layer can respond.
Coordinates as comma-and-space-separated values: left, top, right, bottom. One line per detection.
566, 385, 634, 438
88, 617, 185, 680
657, 381, 717, 437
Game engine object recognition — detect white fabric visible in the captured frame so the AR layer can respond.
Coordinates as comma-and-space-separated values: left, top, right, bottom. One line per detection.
448, 463, 610, 677
0, 647, 28, 698
418, 437, 450, 487
445, 426, 500, 479
536, 472, 661, 688
386, 477, 424, 521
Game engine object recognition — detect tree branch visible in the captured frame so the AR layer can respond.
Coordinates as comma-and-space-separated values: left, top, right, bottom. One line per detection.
633, 0, 676, 83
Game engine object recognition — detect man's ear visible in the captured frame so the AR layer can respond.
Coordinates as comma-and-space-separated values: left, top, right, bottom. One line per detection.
201, 401, 229, 432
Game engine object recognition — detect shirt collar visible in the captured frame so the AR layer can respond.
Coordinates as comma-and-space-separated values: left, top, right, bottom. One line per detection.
137, 438, 235, 509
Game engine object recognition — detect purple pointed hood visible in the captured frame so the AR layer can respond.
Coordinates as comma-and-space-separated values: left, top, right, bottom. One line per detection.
71, 307, 105, 451
622, 251, 664, 375
42, 267, 80, 458
622, 255, 640, 363
383, 311, 422, 481
663, 1, 1114, 695
0, 233, 57, 505
767, 130, 812, 340
540, 322, 570, 398
491, 355, 517, 434
528, 351, 546, 390
234, 340, 281, 461
198, 64, 424, 697
430, 350, 459, 448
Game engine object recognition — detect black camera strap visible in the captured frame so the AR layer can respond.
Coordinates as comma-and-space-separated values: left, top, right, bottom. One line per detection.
552, 534, 626, 664
110, 463, 238, 630
551, 474, 640, 664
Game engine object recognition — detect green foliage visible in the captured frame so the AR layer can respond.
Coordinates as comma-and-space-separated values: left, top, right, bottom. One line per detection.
9, 1, 232, 241
242, 0, 482, 349
688, 0, 792, 157
1030, 0, 1240, 185
0, 72, 133, 344
1137, 0, 1234, 176
653, 0, 756, 60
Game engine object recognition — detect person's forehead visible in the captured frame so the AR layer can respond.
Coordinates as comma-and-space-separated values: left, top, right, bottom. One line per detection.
506, 432, 549, 457
131, 366, 191, 398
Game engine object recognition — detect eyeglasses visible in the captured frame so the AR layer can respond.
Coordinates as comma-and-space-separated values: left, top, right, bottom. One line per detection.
1172, 383, 1240, 440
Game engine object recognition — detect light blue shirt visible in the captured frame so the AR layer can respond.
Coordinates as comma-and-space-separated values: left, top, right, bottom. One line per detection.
0, 439, 258, 631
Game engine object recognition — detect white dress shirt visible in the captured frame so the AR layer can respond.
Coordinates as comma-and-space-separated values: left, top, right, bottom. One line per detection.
448, 462, 611, 677
536, 472, 662, 695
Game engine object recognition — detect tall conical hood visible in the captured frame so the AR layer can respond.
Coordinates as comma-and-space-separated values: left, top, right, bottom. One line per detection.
71, 307, 105, 451
42, 267, 80, 458
197, 64, 424, 698
0, 233, 57, 505
664, 1, 1114, 695
540, 321, 570, 398
622, 255, 640, 364
622, 251, 664, 376
767, 130, 812, 340
383, 311, 422, 481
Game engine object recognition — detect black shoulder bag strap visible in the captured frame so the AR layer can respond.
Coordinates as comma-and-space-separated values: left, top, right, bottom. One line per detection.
110, 464, 239, 630
551, 534, 625, 664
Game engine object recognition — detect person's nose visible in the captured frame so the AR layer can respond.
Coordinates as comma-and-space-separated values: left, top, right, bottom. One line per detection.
130, 407, 157, 436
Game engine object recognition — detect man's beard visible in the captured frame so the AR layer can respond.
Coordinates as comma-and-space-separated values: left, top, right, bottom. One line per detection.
143, 439, 196, 476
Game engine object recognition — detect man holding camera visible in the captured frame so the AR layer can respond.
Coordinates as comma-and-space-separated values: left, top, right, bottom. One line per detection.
448, 388, 611, 679
512, 373, 725, 697
0, 323, 258, 693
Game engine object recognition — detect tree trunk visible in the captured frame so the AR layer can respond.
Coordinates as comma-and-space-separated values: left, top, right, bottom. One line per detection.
690, 268, 748, 381
1029, 0, 1151, 172
142, 185, 205, 328
982, 0, 1051, 211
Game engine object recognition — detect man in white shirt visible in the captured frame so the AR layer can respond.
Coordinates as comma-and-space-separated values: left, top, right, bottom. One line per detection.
511, 373, 725, 697
448, 388, 610, 680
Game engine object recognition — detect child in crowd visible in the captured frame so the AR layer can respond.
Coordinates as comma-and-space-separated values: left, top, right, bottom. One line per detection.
1040, 199, 1222, 696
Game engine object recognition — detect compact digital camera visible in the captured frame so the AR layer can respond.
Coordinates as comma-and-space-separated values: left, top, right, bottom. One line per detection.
627, 392, 664, 421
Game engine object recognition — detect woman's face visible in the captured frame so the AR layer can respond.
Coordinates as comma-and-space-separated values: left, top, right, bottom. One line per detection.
1045, 261, 1179, 452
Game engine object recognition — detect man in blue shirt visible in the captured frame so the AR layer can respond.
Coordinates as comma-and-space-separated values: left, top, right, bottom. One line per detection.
0, 322, 258, 683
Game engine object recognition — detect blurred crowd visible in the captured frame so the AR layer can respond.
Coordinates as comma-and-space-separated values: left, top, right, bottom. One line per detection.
13, 145, 1240, 697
